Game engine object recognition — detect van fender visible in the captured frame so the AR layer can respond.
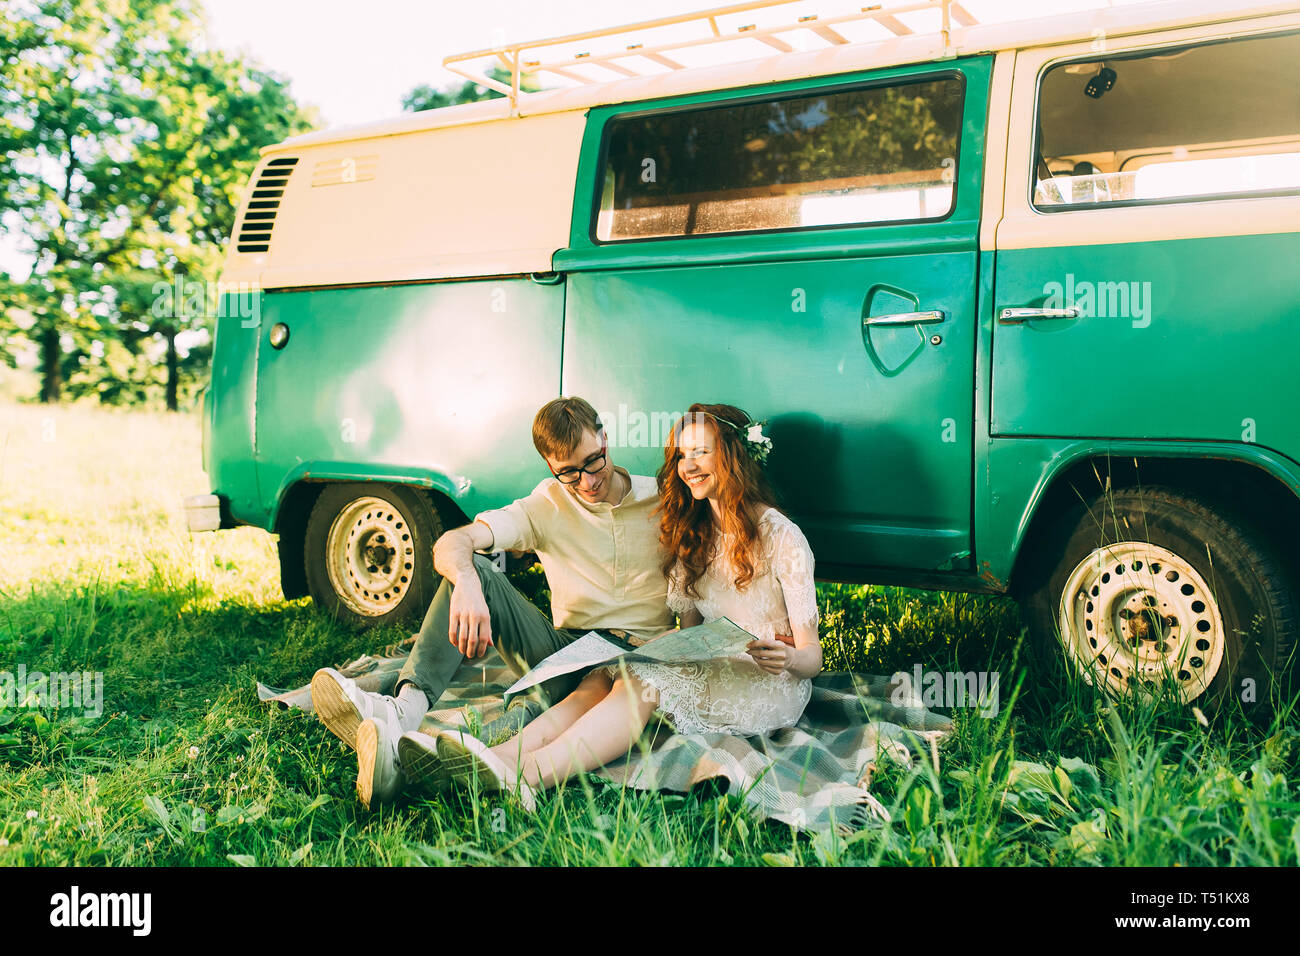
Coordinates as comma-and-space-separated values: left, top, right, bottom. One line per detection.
984, 438, 1300, 590
267, 460, 465, 532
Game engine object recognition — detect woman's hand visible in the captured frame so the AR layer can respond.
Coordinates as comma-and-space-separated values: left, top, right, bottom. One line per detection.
746, 636, 791, 675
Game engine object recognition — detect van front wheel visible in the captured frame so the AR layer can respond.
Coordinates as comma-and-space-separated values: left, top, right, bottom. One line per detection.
303, 483, 442, 628
1018, 485, 1295, 719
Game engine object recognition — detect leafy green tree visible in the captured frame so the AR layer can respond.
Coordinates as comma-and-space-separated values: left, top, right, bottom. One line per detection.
0, 0, 315, 408
93, 46, 316, 410
0, 0, 115, 401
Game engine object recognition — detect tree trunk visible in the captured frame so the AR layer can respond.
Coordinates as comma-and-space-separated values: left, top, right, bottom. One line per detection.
40, 326, 61, 403
165, 327, 178, 411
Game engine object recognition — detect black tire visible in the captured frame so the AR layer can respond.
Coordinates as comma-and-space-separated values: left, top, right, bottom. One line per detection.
1016, 485, 1296, 720
303, 483, 443, 629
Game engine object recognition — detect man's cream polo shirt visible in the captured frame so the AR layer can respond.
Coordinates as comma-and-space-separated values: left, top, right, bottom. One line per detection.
473, 466, 672, 641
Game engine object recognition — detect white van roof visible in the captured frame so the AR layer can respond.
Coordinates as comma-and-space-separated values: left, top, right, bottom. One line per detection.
222, 0, 1299, 290
222, 108, 587, 289
275, 0, 1299, 152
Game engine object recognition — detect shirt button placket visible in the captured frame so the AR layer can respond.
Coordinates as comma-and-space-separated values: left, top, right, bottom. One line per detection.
613, 508, 625, 599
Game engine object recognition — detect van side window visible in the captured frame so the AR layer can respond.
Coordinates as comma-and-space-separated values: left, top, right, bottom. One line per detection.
595, 76, 963, 241
1033, 31, 1300, 210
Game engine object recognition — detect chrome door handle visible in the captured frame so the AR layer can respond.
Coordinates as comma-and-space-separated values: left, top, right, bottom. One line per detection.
863, 310, 946, 328
998, 307, 1081, 324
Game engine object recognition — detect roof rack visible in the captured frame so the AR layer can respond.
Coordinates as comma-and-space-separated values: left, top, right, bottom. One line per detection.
443, 0, 979, 111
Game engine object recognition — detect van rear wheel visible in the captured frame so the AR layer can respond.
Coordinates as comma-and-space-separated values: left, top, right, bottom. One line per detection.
1018, 485, 1295, 720
303, 483, 442, 628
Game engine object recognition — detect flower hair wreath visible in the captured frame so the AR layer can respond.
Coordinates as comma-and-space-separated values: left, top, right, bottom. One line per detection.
718, 416, 773, 466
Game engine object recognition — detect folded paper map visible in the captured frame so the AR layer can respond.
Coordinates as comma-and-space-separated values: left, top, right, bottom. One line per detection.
506, 617, 756, 696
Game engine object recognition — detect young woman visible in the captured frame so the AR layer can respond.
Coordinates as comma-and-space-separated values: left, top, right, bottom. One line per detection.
414, 403, 822, 808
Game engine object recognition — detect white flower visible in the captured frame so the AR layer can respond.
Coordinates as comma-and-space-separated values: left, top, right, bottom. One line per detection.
25, 810, 37, 820
0, 838, 8, 846
187, 746, 199, 760
746, 424, 765, 443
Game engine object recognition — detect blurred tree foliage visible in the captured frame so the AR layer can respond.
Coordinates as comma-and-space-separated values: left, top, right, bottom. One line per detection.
401, 65, 541, 112
0, 0, 316, 408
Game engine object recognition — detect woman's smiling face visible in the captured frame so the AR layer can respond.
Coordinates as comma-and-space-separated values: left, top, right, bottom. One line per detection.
677, 419, 720, 501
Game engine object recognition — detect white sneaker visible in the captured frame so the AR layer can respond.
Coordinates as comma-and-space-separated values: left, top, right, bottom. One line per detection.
434, 729, 537, 813
356, 718, 403, 810
397, 731, 449, 796
311, 667, 402, 751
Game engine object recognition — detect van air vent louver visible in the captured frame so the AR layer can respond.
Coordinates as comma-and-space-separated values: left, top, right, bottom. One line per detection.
236, 156, 299, 254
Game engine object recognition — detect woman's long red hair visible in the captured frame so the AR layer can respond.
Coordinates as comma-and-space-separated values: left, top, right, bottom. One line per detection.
657, 403, 781, 600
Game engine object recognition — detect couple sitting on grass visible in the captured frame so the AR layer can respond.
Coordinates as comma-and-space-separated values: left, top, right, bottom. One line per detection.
310, 396, 822, 811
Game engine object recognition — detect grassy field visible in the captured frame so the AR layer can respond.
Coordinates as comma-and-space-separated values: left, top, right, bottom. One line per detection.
0, 398, 1296, 866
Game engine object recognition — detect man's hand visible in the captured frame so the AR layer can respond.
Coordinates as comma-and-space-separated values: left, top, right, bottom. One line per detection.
433, 521, 498, 658
628, 626, 678, 648
746, 636, 791, 675
448, 580, 493, 658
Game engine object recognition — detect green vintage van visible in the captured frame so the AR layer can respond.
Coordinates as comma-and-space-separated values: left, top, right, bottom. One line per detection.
188, 0, 1300, 715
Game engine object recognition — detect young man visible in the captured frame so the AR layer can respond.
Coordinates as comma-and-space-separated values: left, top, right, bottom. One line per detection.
310, 396, 672, 807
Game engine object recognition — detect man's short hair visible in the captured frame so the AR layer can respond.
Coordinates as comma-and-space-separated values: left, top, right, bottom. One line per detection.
533, 397, 603, 460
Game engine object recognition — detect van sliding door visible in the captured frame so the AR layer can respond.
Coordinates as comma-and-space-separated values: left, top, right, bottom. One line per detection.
557, 57, 992, 577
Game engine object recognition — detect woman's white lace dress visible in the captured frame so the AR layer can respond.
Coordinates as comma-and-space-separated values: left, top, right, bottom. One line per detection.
609, 508, 818, 736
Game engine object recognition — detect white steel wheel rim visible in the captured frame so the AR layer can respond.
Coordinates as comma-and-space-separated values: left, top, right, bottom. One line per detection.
1058, 541, 1225, 704
325, 496, 416, 616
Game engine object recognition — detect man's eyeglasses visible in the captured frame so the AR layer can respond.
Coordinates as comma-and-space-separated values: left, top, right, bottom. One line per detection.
551, 449, 608, 484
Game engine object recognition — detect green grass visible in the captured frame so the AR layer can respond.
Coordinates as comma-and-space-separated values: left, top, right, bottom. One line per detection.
0, 398, 1297, 866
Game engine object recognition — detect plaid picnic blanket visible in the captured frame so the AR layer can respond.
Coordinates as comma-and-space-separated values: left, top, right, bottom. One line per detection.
257, 639, 952, 835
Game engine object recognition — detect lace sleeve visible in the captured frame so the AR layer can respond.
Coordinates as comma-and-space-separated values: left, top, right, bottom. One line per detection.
771, 517, 819, 631
666, 561, 695, 617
